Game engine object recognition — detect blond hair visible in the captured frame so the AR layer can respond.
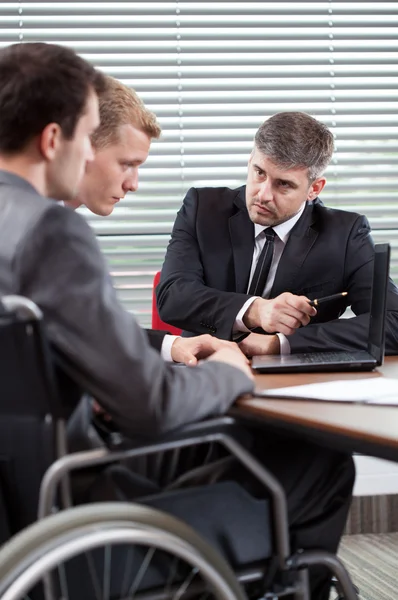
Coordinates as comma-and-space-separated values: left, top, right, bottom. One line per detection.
91, 75, 161, 148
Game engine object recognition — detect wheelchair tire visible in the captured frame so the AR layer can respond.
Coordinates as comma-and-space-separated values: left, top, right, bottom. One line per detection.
0, 502, 247, 600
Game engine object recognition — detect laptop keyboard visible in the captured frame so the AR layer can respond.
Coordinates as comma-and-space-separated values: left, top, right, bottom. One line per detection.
298, 351, 361, 363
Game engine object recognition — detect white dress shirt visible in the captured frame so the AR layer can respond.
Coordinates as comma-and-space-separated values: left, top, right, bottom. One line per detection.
161, 333, 178, 361
234, 203, 306, 354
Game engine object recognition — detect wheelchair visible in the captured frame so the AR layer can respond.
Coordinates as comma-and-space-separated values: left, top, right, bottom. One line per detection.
0, 295, 359, 600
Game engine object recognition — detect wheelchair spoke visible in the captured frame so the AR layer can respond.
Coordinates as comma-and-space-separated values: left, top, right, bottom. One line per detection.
103, 545, 111, 600
173, 566, 199, 600
121, 547, 134, 598
152, 452, 165, 483
165, 556, 180, 593
203, 442, 215, 465
57, 563, 69, 600
128, 547, 156, 597
85, 551, 102, 600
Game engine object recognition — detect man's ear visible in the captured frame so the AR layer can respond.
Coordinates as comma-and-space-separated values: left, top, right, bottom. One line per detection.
39, 122, 63, 161
307, 177, 326, 200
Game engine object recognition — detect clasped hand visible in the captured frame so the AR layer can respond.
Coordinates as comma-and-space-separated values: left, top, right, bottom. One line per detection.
171, 334, 253, 379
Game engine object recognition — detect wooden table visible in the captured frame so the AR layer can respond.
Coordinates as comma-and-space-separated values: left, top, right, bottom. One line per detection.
231, 357, 398, 462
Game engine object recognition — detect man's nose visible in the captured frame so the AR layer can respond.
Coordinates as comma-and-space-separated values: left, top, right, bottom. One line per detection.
123, 172, 138, 193
257, 178, 273, 201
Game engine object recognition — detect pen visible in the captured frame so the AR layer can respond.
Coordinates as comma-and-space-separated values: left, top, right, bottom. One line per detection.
309, 291, 348, 307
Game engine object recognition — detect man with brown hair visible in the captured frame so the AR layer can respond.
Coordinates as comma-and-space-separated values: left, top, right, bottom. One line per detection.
0, 41, 253, 440
0, 42, 103, 202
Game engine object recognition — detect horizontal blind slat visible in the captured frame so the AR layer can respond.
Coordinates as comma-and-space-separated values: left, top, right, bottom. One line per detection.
1, 1, 397, 323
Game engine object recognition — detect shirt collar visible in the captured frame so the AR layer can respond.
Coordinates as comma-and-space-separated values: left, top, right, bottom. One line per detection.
254, 201, 306, 243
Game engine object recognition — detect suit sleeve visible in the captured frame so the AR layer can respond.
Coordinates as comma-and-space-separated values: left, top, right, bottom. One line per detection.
157, 188, 252, 339
14, 205, 254, 438
288, 215, 398, 355
145, 329, 167, 352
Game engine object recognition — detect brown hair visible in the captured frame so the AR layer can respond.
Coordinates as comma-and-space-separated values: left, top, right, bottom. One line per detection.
0, 42, 105, 153
254, 111, 334, 181
91, 75, 161, 148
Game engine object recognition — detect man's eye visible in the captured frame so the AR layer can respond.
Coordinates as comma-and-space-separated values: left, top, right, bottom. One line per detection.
279, 180, 290, 187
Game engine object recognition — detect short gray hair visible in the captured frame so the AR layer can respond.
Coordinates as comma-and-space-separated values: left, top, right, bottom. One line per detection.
254, 112, 334, 181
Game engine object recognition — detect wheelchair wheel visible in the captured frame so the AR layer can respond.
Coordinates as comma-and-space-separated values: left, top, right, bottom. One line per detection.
0, 502, 247, 600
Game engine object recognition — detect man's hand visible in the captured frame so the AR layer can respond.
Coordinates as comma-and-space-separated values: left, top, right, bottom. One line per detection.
238, 332, 280, 357
207, 346, 254, 381
171, 334, 243, 366
92, 399, 112, 421
94, 336, 249, 420
244, 293, 317, 336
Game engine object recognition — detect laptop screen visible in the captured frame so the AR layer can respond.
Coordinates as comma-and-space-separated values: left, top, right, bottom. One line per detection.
368, 243, 390, 363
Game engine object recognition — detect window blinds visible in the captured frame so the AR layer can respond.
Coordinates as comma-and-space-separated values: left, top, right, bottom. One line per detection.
0, 1, 397, 325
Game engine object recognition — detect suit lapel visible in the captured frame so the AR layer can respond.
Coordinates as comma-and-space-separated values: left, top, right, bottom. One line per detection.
271, 201, 319, 296
229, 187, 255, 293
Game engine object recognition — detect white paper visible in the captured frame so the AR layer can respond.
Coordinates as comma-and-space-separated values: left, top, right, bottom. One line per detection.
255, 378, 398, 405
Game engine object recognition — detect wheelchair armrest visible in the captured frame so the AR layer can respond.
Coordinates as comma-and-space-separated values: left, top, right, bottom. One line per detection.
94, 413, 247, 449
40, 414, 291, 566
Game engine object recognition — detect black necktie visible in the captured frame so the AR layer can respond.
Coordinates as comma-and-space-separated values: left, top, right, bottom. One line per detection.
248, 228, 276, 296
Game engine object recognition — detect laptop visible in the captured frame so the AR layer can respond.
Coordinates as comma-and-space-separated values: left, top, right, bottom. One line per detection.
251, 243, 390, 373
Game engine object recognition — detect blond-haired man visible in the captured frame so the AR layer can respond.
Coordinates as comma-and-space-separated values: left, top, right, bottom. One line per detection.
66, 76, 240, 365
68, 75, 159, 216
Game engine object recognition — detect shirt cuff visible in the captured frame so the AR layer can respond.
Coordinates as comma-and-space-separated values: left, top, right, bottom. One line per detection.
161, 334, 179, 362
276, 333, 291, 355
233, 296, 259, 332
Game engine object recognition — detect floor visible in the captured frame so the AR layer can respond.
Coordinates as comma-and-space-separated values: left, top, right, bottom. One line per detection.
338, 532, 398, 600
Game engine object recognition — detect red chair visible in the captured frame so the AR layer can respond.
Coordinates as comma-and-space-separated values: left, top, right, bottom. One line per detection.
151, 271, 182, 335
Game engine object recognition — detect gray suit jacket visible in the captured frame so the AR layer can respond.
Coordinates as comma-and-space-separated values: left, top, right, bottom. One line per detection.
0, 171, 253, 437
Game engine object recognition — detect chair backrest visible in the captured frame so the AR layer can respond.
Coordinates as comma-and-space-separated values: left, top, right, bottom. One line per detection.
0, 296, 66, 539
151, 271, 182, 335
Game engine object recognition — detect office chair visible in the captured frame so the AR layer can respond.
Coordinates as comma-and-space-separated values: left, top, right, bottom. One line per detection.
152, 271, 182, 334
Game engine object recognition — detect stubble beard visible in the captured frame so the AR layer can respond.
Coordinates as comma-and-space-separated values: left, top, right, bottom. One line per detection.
248, 200, 278, 227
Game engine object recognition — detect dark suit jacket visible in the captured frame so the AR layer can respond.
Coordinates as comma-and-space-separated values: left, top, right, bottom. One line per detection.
145, 329, 167, 352
0, 171, 254, 438
157, 185, 398, 354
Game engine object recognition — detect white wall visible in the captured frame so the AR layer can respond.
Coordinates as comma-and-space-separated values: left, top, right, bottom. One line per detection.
354, 455, 398, 496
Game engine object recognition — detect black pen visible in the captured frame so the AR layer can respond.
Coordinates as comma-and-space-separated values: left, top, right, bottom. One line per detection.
309, 291, 348, 307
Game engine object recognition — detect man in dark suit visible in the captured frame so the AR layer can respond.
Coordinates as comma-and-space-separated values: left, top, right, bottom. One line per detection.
157, 112, 398, 357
